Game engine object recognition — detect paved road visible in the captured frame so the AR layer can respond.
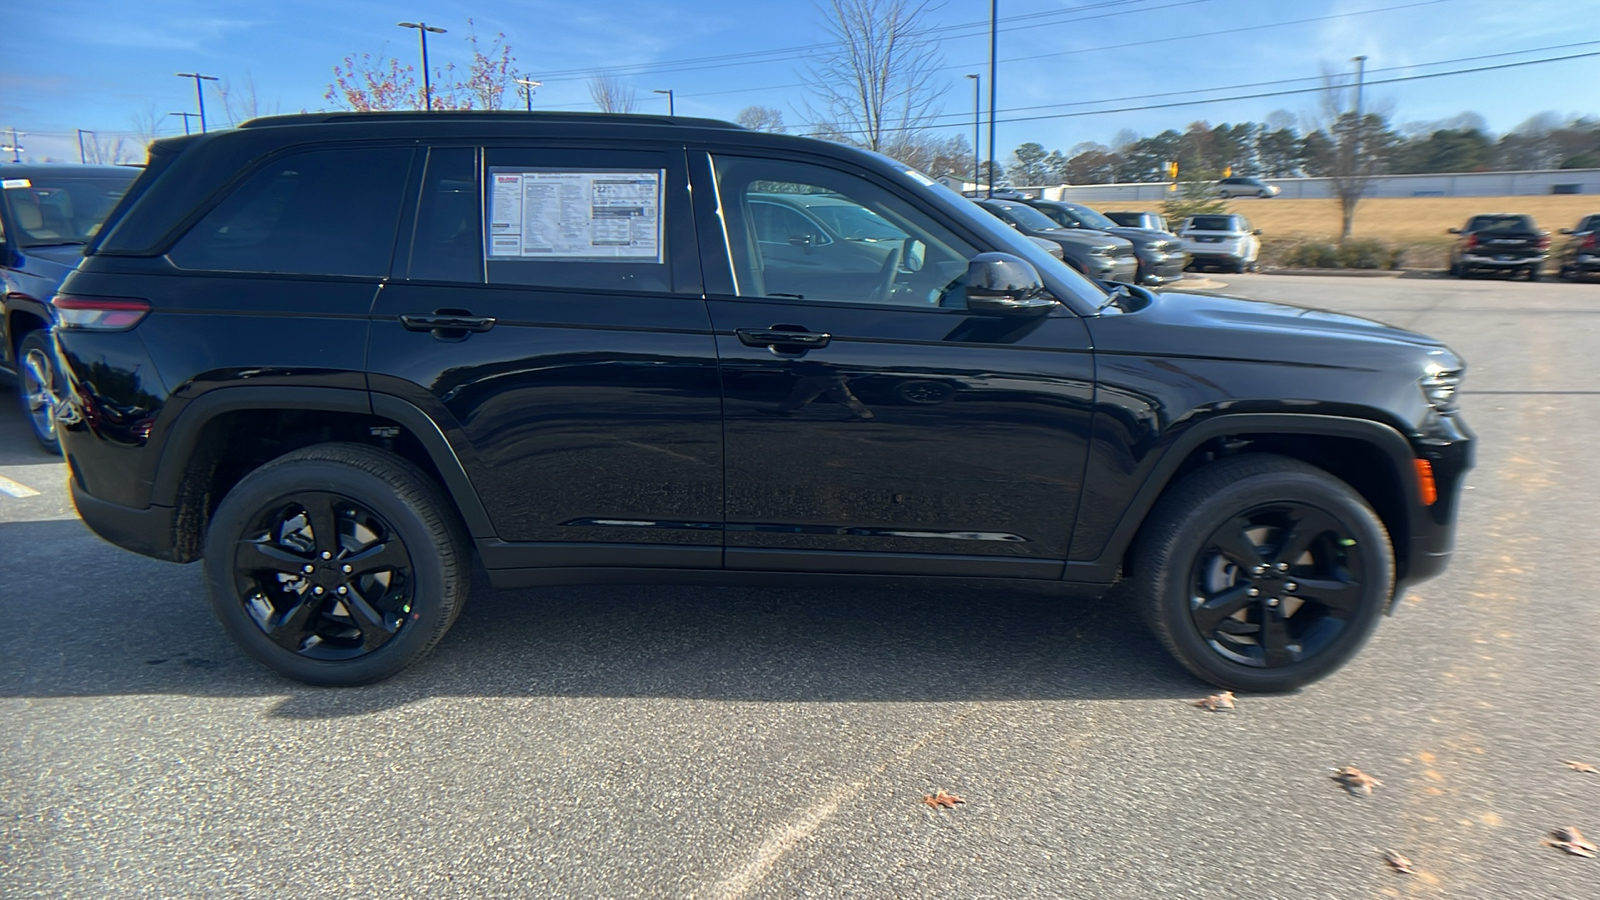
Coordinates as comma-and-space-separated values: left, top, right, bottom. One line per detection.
3, 274, 1597, 898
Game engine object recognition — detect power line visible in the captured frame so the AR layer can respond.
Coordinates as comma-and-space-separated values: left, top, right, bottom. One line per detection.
801, 49, 1600, 136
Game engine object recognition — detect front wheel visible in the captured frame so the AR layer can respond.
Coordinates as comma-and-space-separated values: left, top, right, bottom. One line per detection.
203, 443, 469, 685
17, 330, 63, 455
1131, 455, 1393, 692
1527, 266, 1541, 282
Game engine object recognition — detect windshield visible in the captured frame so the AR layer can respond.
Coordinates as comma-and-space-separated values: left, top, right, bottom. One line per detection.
1468, 215, 1536, 232
805, 203, 907, 241
1188, 215, 1239, 232
1062, 204, 1118, 230
2, 172, 138, 247
996, 202, 1063, 233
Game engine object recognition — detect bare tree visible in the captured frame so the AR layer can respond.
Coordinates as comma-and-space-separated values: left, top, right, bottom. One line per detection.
802, 0, 945, 154
219, 73, 278, 125
128, 102, 164, 152
737, 105, 787, 133
1311, 67, 1396, 241
588, 74, 636, 113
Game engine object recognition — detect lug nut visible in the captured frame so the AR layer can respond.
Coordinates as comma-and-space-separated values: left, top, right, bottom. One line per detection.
302, 564, 314, 574
342, 564, 353, 574
321, 551, 332, 560
1267, 597, 1280, 607
1276, 562, 1289, 571
1251, 565, 1266, 576
1285, 582, 1298, 592
313, 586, 325, 595
1247, 588, 1260, 597
336, 586, 347, 595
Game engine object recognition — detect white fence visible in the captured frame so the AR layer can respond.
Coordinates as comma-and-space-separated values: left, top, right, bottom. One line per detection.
961, 168, 1600, 202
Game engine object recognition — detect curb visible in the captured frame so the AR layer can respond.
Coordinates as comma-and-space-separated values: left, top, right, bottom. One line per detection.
1260, 268, 1441, 278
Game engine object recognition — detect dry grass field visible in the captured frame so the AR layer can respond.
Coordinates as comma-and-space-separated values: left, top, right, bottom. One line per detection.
1085, 195, 1599, 267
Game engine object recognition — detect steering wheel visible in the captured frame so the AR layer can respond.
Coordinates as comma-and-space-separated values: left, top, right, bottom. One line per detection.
869, 243, 904, 304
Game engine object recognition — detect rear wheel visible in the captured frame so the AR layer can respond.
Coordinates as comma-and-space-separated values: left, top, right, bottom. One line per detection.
203, 443, 469, 685
1131, 455, 1393, 692
1527, 266, 1542, 282
17, 330, 63, 455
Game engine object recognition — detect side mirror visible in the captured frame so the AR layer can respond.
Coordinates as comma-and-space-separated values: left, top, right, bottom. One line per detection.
1560, 228, 1574, 234
1447, 228, 1461, 234
965, 253, 1057, 316
902, 238, 926, 273
1252, 229, 1263, 236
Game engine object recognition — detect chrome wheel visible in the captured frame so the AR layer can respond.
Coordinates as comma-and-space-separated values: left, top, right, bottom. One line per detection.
18, 331, 62, 453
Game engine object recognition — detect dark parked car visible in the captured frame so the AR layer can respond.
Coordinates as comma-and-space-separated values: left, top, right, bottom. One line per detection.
1556, 213, 1600, 281
1026, 199, 1187, 286
1103, 210, 1170, 232
57, 111, 1472, 693
1, 164, 139, 452
1447, 214, 1549, 280
973, 198, 1138, 283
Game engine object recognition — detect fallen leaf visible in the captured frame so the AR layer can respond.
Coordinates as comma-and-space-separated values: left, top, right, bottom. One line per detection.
1192, 691, 1236, 711
1543, 826, 1598, 858
922, 789, 965, 810
1382, 849, 1414, 874
1561, 760, 1597, 774
1333, 766, 1383, 795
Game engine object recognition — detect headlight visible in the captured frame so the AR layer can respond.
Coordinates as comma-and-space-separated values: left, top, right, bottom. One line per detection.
1420, 369, 1462, 415
1088, 246, 1114, 257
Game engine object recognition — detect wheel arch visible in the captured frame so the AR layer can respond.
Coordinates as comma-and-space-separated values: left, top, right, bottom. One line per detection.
151, 387, 494, 562
1078, 413, 1422, 586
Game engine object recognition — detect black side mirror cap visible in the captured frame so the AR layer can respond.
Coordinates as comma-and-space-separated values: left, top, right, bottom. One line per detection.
1447, 228, 1461, 234
965, 252, 1058, 316
1252, 229, 1263, 236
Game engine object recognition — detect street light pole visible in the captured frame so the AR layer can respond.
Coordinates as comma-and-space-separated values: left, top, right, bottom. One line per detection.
1350, 55, 1368, 172
174, 72, 219, 132
4, 128, 25, 163
653, 89, 675, 116
515, 78, 542, 111
398, 22, 448, 110
965, 74, 980, 193
986, 0, 998, 198
169, 112, 200, 135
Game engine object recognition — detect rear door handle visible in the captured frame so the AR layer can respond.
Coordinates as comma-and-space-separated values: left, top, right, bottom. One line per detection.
400, 313, 497, 334
736, 328, 831, 349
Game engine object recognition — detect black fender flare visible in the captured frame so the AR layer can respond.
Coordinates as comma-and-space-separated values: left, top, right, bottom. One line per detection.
149, 386, 495, 538
1067, 413, 1420, 582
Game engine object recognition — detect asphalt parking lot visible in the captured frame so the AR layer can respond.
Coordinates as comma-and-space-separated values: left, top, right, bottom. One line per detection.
3, 273, 1598, 899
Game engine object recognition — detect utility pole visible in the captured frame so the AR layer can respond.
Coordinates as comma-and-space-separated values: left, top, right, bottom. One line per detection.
1350, 55, 1368, 175
175, 72, 219, 132
398, 21, 447, 110
77, 129, 94, 164
965, 74, 980, 193
169, 111, 200, 135
515, 78, 542, 111
3, 128, 23, 163
986, 0, 998, 197
652, 89, 675, 116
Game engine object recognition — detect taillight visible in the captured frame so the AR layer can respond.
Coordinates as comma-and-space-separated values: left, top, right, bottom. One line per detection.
52, 295, 150, 331
1582, 234, 1596, 250
1463, 234, 1478, 250
1537, 234, 1551, 250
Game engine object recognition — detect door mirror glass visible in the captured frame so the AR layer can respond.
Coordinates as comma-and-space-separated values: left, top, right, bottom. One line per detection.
965, 253, 1057, 316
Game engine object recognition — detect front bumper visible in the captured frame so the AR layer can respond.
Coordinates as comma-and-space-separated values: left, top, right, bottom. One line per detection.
1139, 254, 1188, 285
1396, 415, 1475, 594
1090, 257, 1138, 284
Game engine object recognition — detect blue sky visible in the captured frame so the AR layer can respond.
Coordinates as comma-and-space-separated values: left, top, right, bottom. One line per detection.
2, 0, 1597, 164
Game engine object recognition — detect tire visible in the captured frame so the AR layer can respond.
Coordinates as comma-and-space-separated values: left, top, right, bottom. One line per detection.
1527, 266, 1541, 282
16, 329, 63, 455
1258, 190, 1269, 198
203, 443, 469, 685
1130, 454, 1394, 692
1447, 261, 1461, 277
1231, 258, 1248, 274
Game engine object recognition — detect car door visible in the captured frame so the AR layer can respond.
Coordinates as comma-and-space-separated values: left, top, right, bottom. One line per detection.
690, 149, 1096, 578
366, 143, 723, 570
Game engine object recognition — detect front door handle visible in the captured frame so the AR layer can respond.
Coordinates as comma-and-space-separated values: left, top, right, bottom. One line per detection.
736, 327, 831, 350
400, 313, 497, 333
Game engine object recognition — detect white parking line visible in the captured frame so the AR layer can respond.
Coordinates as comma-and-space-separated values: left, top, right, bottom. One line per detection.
0, 474, 42, 498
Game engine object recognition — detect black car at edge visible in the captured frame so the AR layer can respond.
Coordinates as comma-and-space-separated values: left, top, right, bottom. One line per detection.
54, 112, 1474, 691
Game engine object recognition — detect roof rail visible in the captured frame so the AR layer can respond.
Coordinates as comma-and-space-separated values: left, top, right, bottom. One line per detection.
240, 110, 742, 130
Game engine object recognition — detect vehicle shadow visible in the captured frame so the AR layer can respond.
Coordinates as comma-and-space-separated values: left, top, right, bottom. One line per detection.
0, 516, 1206, 716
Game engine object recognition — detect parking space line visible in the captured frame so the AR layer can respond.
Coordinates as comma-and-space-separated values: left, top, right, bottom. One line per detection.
0, 474, 42, 498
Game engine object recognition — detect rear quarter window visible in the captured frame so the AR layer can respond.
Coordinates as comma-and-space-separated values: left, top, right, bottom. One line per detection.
169, 146, 412, 277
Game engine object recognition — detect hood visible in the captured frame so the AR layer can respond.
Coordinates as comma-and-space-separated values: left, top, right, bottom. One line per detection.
1092, 289, 1460, 374
1102, 226, 1179, 246
1033, 228, 1132, 250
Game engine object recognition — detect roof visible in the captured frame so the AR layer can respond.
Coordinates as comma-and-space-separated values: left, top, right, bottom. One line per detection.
240, 110, 742, 132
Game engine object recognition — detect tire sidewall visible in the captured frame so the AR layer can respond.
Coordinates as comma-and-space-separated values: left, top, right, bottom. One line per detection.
1145, 469, 1393, 692
203, 457, 456, 685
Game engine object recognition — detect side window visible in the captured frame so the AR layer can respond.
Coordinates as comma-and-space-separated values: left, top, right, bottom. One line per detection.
170, 147, 411, 276
482, 146, 690, 294
409, 147, 482, 283
712, 154, 977, 308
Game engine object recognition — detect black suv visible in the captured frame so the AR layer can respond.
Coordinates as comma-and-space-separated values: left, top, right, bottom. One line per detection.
57, 112, 1473, 691
1447, 214, 1550, 280
1556, 214, 1600, 281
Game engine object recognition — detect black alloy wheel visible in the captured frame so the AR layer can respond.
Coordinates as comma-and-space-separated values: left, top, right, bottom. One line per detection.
204, 443, 468, 685
1133, 454, 1393, 692
17, 330, 63, 454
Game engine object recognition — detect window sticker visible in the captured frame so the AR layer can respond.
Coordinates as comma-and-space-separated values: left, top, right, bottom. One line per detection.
2, 178, 32, 189
487, 168, 663, 262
